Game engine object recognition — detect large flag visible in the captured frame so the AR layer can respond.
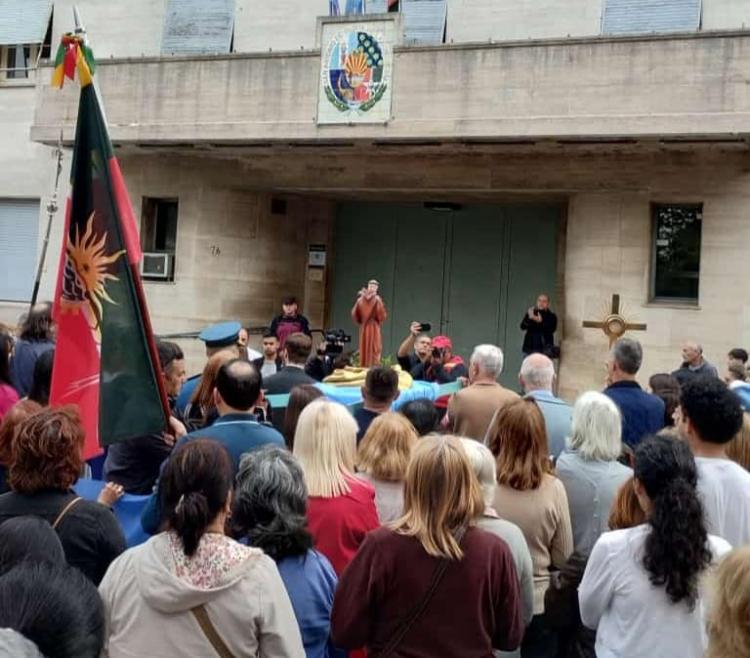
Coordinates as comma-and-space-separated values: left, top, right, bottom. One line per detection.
50, 35, 168, 459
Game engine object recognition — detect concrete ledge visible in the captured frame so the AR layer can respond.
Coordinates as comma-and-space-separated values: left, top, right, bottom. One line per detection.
31, 31, 750, 145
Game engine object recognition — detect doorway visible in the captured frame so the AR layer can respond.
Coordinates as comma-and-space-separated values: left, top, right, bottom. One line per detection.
328, 202, 562, 387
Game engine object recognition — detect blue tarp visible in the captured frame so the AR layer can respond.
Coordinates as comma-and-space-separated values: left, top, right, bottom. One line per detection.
74, 479, 150, 547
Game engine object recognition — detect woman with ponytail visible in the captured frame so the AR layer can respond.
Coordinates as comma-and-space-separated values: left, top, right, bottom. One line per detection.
99, 439, 304, 657
579, 435, 731, 658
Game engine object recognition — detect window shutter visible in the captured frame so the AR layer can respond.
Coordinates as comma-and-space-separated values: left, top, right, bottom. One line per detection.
161, 0, 235, 55
0, 200, 39, 302
365, 0, 388, 13
602, 0, 701, 34
402, 0, 447, 46
0, 0, 52, 46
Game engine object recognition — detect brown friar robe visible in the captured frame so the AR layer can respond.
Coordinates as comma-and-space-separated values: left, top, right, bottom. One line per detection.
351, 294, 387, 368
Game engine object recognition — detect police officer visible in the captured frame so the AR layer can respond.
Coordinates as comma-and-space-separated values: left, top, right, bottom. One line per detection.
174, 321, 242, 417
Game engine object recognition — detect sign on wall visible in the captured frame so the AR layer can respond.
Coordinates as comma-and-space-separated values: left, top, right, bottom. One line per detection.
317, 18, 396, 124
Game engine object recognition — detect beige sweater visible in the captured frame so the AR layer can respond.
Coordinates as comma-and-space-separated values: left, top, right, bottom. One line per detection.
449, 382, 520, 441
493, 474, 573, 614
99, 532, 305, 657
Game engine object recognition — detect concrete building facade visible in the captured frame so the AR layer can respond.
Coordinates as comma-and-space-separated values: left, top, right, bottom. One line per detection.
2, 0, 750, 395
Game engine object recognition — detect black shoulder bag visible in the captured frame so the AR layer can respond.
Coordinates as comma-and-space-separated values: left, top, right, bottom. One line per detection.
378, 526, 467, 658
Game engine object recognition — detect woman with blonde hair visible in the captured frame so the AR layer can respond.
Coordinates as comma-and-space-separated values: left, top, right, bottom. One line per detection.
489, 398, 573, 658
707, 544, 750, 658
556, 392, 632, 556
725, 412, 750, 471
293, 399, 379, 575
356, 412, 418, 522
332, 435, 524, 657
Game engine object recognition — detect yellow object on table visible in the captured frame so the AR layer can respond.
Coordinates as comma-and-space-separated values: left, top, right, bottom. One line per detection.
323, 365, 413, 390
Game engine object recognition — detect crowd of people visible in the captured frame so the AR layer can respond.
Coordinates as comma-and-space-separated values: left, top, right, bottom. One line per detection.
0, 297, 750, 657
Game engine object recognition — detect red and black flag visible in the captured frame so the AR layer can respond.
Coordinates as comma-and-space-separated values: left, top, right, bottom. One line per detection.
50, 35, 168, 459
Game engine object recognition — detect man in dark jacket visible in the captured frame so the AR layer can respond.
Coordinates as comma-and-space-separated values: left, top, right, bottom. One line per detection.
521, 294, 558, 357
263, 332, 317, 395
603, 338, 665, 448
104, 341, 187, 494
252, 331, 283, 378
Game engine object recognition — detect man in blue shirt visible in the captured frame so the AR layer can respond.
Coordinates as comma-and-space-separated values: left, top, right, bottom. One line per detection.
603, 338, 665, 448
175, 358, 284, 468
142, 358, 284, 533
520, 353, 571, 460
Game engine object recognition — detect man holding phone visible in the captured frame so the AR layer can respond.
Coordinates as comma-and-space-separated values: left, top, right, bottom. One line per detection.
397, 321, 432, 378
520, 293, 558, 358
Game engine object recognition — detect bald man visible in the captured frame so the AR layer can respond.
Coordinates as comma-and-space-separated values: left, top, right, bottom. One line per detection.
672, 342, 719, 386
519, 353, 571, 459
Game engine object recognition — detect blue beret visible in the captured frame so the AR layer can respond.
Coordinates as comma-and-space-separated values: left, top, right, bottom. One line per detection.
198, 321, 241, 348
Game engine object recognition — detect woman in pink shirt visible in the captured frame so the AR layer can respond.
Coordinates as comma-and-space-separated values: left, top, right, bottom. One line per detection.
0, 333, 19, 420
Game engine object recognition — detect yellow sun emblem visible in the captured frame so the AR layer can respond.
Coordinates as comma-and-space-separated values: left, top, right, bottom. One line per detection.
61, 212, 125, 339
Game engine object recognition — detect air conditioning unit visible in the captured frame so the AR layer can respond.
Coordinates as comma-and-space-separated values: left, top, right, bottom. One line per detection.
140, 252, 174, 280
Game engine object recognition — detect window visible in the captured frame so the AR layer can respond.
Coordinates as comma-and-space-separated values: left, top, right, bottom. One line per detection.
1, 44, 40, 80
602, 0, 701, 35
140, 198, 178, 282
650, 203, 702, 304
0, 0, 53, 82
0, 199, 40, 302
161, 0, 235, 55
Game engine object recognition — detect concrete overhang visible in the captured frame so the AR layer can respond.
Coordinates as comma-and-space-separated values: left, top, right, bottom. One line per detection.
31, 29, 750, 146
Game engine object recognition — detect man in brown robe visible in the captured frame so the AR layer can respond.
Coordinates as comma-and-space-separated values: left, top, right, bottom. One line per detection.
351, 279, 387, 368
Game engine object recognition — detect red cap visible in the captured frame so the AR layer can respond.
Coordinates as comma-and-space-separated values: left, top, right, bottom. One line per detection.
432, 335, 453, 350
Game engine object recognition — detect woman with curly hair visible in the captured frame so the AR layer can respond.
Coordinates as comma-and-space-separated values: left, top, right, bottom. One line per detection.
233, 445, 343, 657
0, 400, 41, 494
579, 435, 731, 658
0, 407, 125, 584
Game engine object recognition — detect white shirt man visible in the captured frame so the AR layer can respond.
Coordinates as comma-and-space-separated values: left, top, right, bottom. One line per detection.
677, 376, 750, 547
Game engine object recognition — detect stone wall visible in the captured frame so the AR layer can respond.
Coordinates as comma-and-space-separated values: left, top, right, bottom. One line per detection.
558, 153, 750, 400
0, 81, 58, 328
115, 153, 334, 371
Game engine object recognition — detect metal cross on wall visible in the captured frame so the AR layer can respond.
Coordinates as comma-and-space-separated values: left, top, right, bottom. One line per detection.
582, 294, 647, 348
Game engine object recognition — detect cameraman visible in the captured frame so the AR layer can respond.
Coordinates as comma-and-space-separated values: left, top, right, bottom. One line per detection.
411, 335, 467, 384
397, 321, 432, 378
305, 330, 352, 381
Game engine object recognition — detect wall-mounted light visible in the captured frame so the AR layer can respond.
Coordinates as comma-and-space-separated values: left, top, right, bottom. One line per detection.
424, 202, 462, 212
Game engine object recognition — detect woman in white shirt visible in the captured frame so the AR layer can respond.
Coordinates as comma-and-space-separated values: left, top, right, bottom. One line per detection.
579, 435, 731, 658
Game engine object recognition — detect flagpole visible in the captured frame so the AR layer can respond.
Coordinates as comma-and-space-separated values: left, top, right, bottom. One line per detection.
71, 6, 173, 430
30, 131, 64, 310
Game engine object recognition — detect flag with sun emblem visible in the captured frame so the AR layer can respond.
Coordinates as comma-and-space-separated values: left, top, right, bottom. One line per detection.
50, 55, 169, 458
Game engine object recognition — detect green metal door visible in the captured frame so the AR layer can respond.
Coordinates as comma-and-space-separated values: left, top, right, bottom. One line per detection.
330, 204, 446, 359
501, 204, 561, 386
329, 202, 561, 387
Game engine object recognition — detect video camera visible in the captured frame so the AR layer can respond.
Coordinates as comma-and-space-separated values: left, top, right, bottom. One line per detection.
323, 328, 352, 355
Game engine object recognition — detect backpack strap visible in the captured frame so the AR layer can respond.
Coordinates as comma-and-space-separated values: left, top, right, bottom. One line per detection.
52, 496, 83, 530
190, 604, 236, 658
